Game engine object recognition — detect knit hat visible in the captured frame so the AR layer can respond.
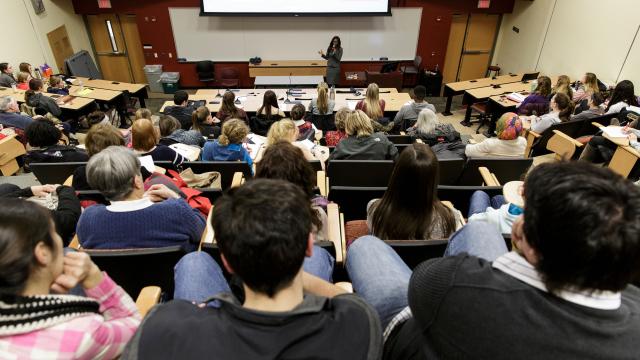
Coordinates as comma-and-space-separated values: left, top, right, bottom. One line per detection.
496, 112, 524, 140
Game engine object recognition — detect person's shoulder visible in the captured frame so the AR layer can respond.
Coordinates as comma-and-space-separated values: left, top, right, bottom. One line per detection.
140, 299, 224, 334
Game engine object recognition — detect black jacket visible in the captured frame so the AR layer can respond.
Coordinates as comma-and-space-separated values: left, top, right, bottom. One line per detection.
163, 105, 197, 130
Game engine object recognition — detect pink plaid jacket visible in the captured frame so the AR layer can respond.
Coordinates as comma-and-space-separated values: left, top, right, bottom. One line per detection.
0, 274, 141, 360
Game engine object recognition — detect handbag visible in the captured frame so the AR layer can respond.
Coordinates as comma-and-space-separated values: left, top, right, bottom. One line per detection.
179, 168, 222, 189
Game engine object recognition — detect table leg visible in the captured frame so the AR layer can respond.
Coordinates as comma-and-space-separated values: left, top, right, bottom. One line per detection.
443, 95, 454, 116
463, 105, 473, 124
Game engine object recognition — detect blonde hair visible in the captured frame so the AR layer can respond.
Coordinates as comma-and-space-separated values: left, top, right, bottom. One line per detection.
135, 108, 152, 120
191, 106, 210, 132
316, 82, 329, 114
554, 75, 573, 99
17, 72, 30, 83
219, 118, 249, 146
334, 107, 350, 131
131, 118, 158, 152
345, 110, 373, 138
415, 108, 439, 134
364, 83, 383, 120
267, 119, 298, 146
583, 72, 600, 95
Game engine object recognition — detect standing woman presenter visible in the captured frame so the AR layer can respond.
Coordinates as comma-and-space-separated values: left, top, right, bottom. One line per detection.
319, 36, 343, 86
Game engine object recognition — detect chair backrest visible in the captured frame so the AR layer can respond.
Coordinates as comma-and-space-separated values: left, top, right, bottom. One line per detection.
250, 115, 279, 136
327, 160, 395, 187
84, 246, 186, 299
308, 160, 323, 172
196, 60, 214, 75
457, 158, 533, 186
327, 186, 387, 221
310, 114, 336, 133
219, 67, 239, 79
573, 112, 618, 138
385, 239, 447, 269
436, 185, 503, 216
438, 158, 466, 185
198, 188, 224, 204
387, 135, 412, 144
530, 119, 586, 157
30, 162, 86, 185
181, 161, 252, 189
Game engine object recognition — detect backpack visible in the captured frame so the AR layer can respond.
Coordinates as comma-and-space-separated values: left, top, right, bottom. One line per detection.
143, 169, 212, 217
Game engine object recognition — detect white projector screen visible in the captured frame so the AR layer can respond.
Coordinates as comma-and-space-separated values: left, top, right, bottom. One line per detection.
170, 7, 422, 61
200, 0, 390, 16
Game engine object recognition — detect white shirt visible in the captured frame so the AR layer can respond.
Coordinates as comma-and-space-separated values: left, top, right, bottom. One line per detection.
465, 137, 527, 158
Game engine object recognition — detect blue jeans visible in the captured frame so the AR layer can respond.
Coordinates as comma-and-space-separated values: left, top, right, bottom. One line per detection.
346, 222, 508, 329
174, 246, 335, 303
468, 190, 505, 218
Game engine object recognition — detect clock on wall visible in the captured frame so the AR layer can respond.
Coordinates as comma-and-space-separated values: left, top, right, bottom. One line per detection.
31, 0, 45, 14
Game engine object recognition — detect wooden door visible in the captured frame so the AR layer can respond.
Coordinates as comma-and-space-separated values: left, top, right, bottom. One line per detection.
47, 25, 75, 73
458, 14, 500, 81
442, 14, 468, 85
87, 14, 145, 83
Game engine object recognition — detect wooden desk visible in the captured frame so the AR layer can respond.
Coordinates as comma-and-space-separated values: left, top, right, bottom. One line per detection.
68, 86, 122, 102
70, 77, 148, 107
442, 73, 524, 115
162, 88, 409, 114
0, 87, 95, 111
248, 60, 327, 77
254, 76, 325, 87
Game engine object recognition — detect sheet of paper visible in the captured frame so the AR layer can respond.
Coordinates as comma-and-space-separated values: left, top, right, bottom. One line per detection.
295, 139, 315, 150
603, 126, 628, 139
169, 143, 201, 161
247, 133, 266, 145
139, 155, 155, 173
347, 100, 357, 110
245, 143, 261, 160
506, 92, 526, 103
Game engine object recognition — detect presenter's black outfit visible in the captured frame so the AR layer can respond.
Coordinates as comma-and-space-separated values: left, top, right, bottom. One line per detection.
322, 47, 343, 86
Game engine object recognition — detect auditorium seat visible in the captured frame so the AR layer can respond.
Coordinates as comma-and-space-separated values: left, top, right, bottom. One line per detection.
385, 239, 447, 269
327, 160, 395, 187
181, 161, 253, 189
457, 158, 533, 186
29, 162, 86, 185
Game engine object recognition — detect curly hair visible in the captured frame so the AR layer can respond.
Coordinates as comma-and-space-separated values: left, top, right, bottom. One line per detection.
218, 118, 249, 146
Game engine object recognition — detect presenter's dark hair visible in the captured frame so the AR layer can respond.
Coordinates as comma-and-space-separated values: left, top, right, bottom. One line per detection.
212, 179, 314, 297
522, 161, 640, 293
328, 36, 341, 52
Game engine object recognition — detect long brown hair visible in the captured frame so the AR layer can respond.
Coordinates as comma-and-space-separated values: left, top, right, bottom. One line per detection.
552, 93, 574, 122
257, 90, 279, 120
370, 143, 456, 240
316, 82, 329, 114
583, 72, 599, 95
534, 76, 552, 97
191, 106, 210, 133
363, 83, 383, 120
220, 91, 240, 119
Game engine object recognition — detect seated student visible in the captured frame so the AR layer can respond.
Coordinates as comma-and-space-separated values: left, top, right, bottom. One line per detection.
347, 161, 640, 359
19, 62, 33, 77
256, 90, 286, 119
308, 82, 335, 115
0, 199, 140, 359
605, 80, 639, 114
122, 179, 382, 359
191, 106, 220, 139
526, 92, 574, 133
393, 85, 436, 129
131, 118, 185, 167
368, 143, 464, 240
579, 114, 640, 164
215, 91, 249, 124
24, 120, 88, 168
552, 75, 573, 99
572, 72, 600, 103
134, 108, 152, 121
0, 95, 33, 130
356, 83, 386, 121
25, 79, 63, 119
407, 108, 460, 146
163, 90, 197, 130
517, 76, 552, 115
72, 123, 126, 191
572, 92, 605, 121
324, 107, 349, 146
158, 114, 204, 147
329, 110, 398, 160
85, 110, 110, 128
256, 142, 329, 242
16, 72, 30, 90
47, 75, 69, 95
466, 112, 526, 158
76, 146, 205, 249
466, 181, 521, 235
201, 119, 252, 167
0, 184, 80, 244
291, 103, 318, 141
0, 62, 16, 87
259, 119, 325, 166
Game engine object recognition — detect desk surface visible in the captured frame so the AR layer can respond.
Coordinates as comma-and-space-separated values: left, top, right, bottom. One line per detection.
71, 77, 146, 93
68, 86, 121, 102
0, 87, 95, 111
249, 60, 327, 68
254, 76, 324, 86
447, 73, 525, 92
163, 88, 409, 113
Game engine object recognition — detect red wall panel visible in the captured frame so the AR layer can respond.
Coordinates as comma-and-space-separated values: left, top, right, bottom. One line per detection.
72, 0, 514, 87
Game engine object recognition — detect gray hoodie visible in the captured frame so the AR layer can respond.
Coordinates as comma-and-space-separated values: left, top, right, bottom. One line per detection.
393, 101, 436, 127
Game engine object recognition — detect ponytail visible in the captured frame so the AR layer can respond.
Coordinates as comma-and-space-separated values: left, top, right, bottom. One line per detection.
553, 93, 574, 121
218, 134, 230, 146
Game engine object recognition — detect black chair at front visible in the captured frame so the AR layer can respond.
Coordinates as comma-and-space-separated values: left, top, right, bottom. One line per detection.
30, 162, 86, 185
196, 61, 215, 86
437, 158, 466, 185
457, 158, 533, 186
327, 160, 395, 187
84, 246, 187, 300
327, 186, 387, 222
386, 135, 413, 144
385, 240, 447, 269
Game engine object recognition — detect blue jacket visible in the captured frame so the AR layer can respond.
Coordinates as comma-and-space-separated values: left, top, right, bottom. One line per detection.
202, 141, 253, 168
0, 111, 33, 130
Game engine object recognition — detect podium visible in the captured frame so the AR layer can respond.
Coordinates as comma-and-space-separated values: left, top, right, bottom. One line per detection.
249, 60, 327, 77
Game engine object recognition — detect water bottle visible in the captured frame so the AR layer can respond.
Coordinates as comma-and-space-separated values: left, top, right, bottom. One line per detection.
79, 80, 84, 92
330, 85, 335, 100
34, 68, 42, 80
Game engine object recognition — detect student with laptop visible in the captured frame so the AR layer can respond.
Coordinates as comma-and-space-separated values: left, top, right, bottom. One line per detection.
163, 90, 197, 130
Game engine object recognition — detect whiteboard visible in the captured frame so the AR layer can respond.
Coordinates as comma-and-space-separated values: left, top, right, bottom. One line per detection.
169, 7, 422, 61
